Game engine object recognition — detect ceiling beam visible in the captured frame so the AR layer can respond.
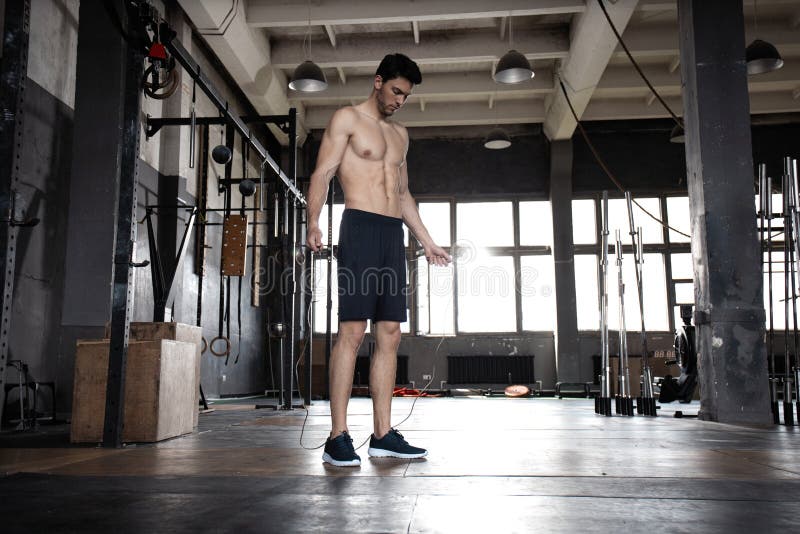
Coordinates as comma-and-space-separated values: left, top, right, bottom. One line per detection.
595, 61, 800, 94
583, 92, 800, 121
303, 89, 800, 130
246, 0, 586, 27
543, 0, 639, 140
498, 17, 508, 40
617, 21, 800, 58
271, 28, 569, 69
304, 100, 546, 129
412, 21, 420, 44
637, 0, 800, 10
324, 25, 337, 48
288, 70, 554, 102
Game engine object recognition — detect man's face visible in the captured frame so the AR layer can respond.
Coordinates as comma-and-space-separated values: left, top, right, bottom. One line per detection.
374, 76, 414, 117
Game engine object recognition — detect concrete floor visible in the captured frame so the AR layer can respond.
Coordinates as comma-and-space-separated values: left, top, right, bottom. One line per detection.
0, 396, 799, 533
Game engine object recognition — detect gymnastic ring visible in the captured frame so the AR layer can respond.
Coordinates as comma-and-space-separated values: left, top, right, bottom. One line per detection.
209, 336, 231, 357
201, 337, 208, 355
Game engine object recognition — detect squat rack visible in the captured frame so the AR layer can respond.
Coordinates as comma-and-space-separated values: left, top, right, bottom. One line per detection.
103, 1, 309, 447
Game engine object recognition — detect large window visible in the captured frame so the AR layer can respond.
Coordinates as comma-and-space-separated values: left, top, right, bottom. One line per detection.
519, 201, 552, 247
608, 197, 663, 244
313, 196, 684, 337
666, 197, 690, 244
457, 253, 517, 332
605, 253, 669, 332
417, 199, 556, 334
575, 255, 600, 330
416, 257, 455, 335
418, 202, 451, 246
456, 201, 514, 247
520, 255, 556, 331
574, 195, 680, 333
572, 199, 596, 245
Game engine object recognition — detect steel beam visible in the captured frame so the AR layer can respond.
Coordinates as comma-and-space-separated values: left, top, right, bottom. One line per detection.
103, 2, 146, 448
0, 0, 31, 428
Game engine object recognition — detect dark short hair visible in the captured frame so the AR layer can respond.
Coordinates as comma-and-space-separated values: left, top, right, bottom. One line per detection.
375, 53, 422, 85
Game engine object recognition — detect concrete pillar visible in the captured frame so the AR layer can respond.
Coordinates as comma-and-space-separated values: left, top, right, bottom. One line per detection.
678, 0, 771, 424
550, 140, 581, 383
62, 3, 127, 327
58, 1, 128, 408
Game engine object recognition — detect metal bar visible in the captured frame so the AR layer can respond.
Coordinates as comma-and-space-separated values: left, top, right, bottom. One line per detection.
597, 191, 612, 416
625, 192, 655, 415
284, 109, 299, 410
767, 175, 778, 422
305, 249, 314, 406
146, 210, 167, 321
782, 168, 794, 425
158, 26, 305, 204
163, 208, 198, 313
104, 3, 145, 448
146, 114, 292, 136
615, 229, 633, 416
189, 79, 196, 169
0, 0, 31, 427
324, 184, 334, 398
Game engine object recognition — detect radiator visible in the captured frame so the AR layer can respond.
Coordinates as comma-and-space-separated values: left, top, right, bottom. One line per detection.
447, 355, 535, 385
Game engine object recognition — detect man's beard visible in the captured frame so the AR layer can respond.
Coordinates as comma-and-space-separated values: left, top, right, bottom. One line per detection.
377, 95, 395, 117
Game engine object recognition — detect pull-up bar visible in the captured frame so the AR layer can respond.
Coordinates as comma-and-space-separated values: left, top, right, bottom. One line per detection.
158, 22, 306, 205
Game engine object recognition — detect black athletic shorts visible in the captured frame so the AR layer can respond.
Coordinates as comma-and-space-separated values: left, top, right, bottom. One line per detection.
337, 209, 407, 323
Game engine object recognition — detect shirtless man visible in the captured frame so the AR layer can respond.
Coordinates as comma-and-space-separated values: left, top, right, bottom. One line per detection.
306, 53, 451, 467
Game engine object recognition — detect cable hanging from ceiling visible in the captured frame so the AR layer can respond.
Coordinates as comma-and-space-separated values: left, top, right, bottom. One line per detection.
558, 78, 691, 239
596, 0, 683, 128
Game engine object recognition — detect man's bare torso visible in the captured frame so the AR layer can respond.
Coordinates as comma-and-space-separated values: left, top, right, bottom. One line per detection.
338, 107, 407, 219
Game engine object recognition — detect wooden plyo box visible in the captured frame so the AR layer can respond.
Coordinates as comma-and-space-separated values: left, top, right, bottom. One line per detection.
104, 322, 203, 430
71, 339, 198, 443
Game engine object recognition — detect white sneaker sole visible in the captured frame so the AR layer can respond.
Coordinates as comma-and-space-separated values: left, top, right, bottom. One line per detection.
322, 452, 361, 467
367, 447, 428, 459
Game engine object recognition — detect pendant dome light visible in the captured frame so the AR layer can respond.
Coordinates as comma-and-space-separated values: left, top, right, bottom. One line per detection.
493, 15, 534, 84
484, 92, 511, 149
669, 124, 685, 144
288, 0, 328, 92
746, 0, 783, 76
484, 128, 512, 149
746, 39, 784, 76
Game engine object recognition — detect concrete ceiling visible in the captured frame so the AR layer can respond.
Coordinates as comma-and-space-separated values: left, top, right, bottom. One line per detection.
179, 0, 800, 142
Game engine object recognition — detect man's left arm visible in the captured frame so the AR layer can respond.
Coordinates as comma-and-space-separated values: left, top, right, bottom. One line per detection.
398, 155, 451, 267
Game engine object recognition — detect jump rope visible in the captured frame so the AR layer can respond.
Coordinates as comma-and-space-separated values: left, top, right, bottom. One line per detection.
296, 248, 456, 451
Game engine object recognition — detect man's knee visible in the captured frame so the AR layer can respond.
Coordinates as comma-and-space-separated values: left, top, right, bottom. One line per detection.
376, 322, 401, 351
336, 321, 367, 352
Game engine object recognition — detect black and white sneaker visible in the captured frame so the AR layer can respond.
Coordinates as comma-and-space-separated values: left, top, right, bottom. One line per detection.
368, 429, 427, 459
322, 431, 361, 467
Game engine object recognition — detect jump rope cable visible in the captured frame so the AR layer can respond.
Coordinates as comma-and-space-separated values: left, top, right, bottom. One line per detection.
297, 250, 449, 451
559, 0, 691, 240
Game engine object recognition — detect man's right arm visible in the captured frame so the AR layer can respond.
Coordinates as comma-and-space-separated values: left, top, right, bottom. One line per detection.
306, 108, 354, 251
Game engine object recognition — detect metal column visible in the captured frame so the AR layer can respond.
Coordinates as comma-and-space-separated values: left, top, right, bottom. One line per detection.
0, 0, 31, 427
283, 108, 299, 410
103, 3, 146, 447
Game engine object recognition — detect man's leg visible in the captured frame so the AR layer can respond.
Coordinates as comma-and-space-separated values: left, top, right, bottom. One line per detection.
329, 320, 367, 437
371, 320, 401, 438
